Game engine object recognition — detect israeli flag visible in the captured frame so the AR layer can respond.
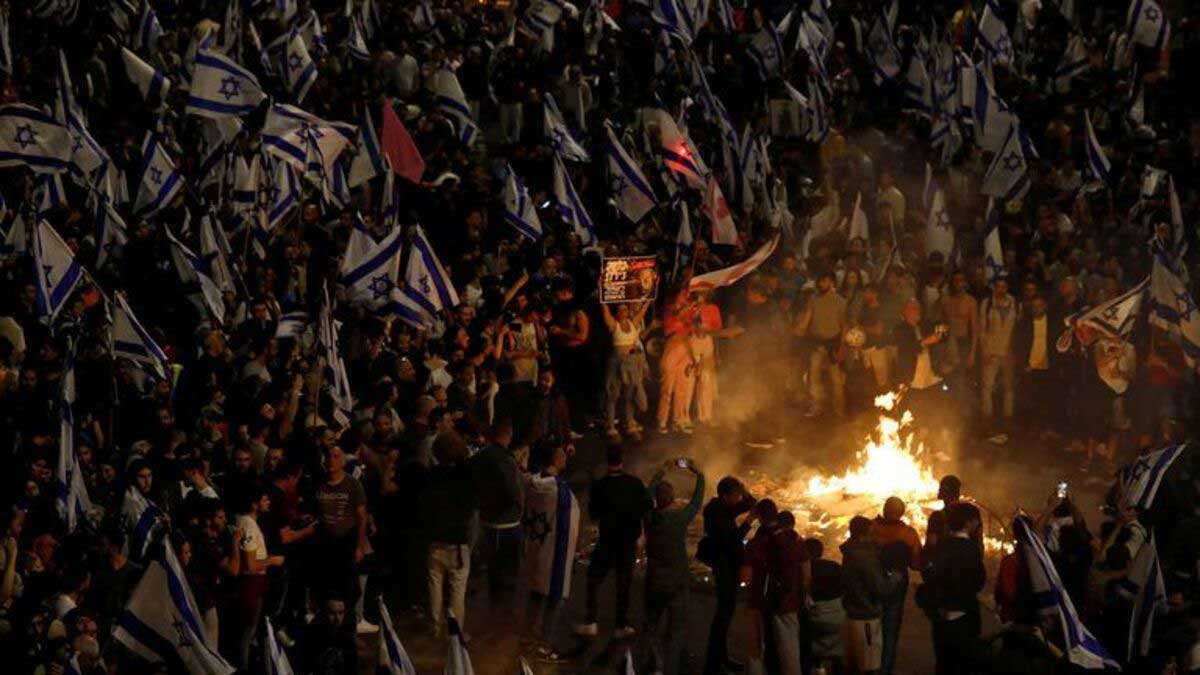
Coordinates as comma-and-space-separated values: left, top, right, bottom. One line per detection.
339, 224, 404, 312
1082, 111, 1112, 186
502, 165, 543, 241
94, 197, 129, 269
553, 153, 596, 246
605, 124, 656, 223
847, 191, 869, 243
55, 357, 92, 533
54, 51, 109, 179
747, 18, 786, 81
431, 68, 478, 146
263, 618, 294, 675
865, 8, 901, 81
264, 157, 298, 234
924, 187, 954, 260
379, 599, 417, 675
112, 292, 168, 380
167, 229, 226, 324
261, 104, 356, 172
0, 104, 72, 173
134, 133, 183, 217
1054, 34, 1089, 93
219, 0, 241, 57
524, 473, 581, 600
647, 107, 708, 189
1150, 244, 1200, 365
1126, 534, 1167, 660
981, 125, 1032, 202
445, 614, 475, 675
198, 213, 236, 292
121, 47, 171, 105
346, 16, 371, 62
404, 224, 460, 321
34, 220, 82, 321
112, 541, 234, 674
195, 117, 240, 192
132, 0, 164, 55
361, 0, 382, 40
319, 285, 354, 425
299, 9, 328, 58
977, 0, 1014, 65
282, 31, 317, 103
652, 0, 699, 44
982, 199, 1006, 283
1126, 0, 1170, 52
901, 54, 931, 113
35, 173, 67, 214
348, 106, 384, 187
544, 94, 589, 161
187, 49, 267, 118
121, 485, 166, 559
1014, 516, 1121, 670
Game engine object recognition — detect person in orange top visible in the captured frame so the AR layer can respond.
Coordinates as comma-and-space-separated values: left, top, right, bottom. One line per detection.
656, 288, 698, 433
689, 289, 742, 427
870, 497, 923, 675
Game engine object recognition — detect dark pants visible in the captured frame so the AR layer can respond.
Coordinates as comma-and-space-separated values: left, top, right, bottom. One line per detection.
642, 585, 689, 675
932, 608, 981, 675
1021, 368, 1057, 430
479, 526, 522, 617
225, 574, 268, 669
705, 562, 739, 675
313, 530, 359, 612
880, 582, 907, 675
586, 536, 637, 626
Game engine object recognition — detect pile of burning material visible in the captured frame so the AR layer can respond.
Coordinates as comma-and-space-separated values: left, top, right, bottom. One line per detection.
750, 392, 1013, 558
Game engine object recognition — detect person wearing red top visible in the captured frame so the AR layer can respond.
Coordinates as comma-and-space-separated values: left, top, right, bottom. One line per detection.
657, 288, 698, 433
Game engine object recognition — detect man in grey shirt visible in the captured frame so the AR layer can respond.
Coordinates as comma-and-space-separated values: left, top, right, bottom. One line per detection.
800, 271, 847, 417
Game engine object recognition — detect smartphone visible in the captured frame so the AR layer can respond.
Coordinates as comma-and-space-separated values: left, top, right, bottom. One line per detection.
1056, 481, 1069, 500
675, 457, 689, 469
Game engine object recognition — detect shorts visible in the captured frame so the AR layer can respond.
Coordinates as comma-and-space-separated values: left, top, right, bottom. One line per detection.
843, 618, 882, 672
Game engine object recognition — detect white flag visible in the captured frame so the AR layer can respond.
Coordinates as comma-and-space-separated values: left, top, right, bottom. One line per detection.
167, 229, 226, 324
605, 123, 657, 223
403, 224, 460, 321
431, 68, 478, 146
121, 47, 171, 104
502, 165, 544, 241
34, 220, 82, 321
378, 599, 417, 675
112, 293, 169, 380
553, 153, 596, 246
134, 132, 183, 217
544, 93, 589, 161
924, 187, 955, 260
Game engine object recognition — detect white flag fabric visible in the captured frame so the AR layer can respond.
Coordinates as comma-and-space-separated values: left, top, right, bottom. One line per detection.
646, 108, 708, 189
1015, 517, 1121, 669
976, 0, 1014, 64
1149, 244, 1200, 365
747, 19, 785, 80
282, 31, 317, 103
378, 599, 417, 675
403, 224, 460, 322
274, 311, 309, 339
199, 213, 235, 293
113, 293, 169, 380
689, 233, 781, 291
167, 229, 226, 324
445, 614, 475, 675
261, 104, 356, 172
1062, 276, 1148, 342
553, 153, 596, 246
0, 103, 72, 173
55, 358, 92, 533
34, 220, 82, 321
1083, 111, 1112, 186
503, 166, 544, 241
121, 47, 171, 104
55, 51, 109, 179
1126, 534, 1167, 660
847, 191, 869, 243
544, 93, 589, 161
982, 199, 1005, 283
865, 8, 901, 80
134, 132, 184, 217
523, 473, 581, 600
264, 619, 294, 675
605, 123, 657, 223
704, 176, 737, 245
981, 124, 1032, 202
319, 285, 354, 435
924, 187, 955, 260
94, 197, 129, 269
112, 542, 234, 675
339, 223, 408, 320
1119, 443, 1187, 511
1054, 34, 1089, 93
348, 106, 384, 188
431, 68, 479, 146
121, 486, 166, 559
132, 0, 164, 55
267, 157, 301, 231
1126, 0, 1170, 52
187, 49, 267, 118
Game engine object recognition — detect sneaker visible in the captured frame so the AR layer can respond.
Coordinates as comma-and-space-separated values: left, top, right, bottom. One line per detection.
675, 423, 694, 435
574, 622, 599, 637
613, 625, 637, 640
534, 645, 569, 663
356, 619, 380, 634
657, 425, 669, 434
987, 433, 1009, 445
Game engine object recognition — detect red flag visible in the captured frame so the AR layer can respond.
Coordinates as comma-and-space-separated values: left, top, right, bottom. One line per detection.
381, 100, 426, 184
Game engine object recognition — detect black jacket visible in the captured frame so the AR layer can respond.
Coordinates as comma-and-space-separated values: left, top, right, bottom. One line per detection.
702, 495, 755, 569
1012, 310, 1061, 373
471, 444, 524, 527
930, 534, 986, 614
419, 462, 478, 544
589, 470, 652, 542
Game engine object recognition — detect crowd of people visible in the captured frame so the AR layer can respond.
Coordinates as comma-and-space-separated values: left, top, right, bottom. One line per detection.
0, 0, 1197, 673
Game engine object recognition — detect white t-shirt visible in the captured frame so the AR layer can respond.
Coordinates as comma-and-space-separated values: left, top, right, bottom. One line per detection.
236, 515, 268, 574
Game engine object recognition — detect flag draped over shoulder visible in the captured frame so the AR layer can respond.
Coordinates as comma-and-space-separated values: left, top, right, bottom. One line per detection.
522, 474, 580, 600
1126, 534, 1167, 661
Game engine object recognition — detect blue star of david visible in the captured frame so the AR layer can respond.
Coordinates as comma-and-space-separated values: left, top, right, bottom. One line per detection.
985, 255, 1005, 279
71, 135, 83, 155
369, 274, 393, 299
419, 275, 431, 295
610, 173, 628, 194
1145, 6, 1159, 21
1126, 457, 1152, 482
1003, 152, 1023, 172
1101, 305, 1122, 322
936, 210, 951, 230
148, 167, 163, 185
1177, 290, 1197, 322
997, 36, 1012, 54
218, 76, 241, 101
13, 124, 37, 149
288, 54, 304, 71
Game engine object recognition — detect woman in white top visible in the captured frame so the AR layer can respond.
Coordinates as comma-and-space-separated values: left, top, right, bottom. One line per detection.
228, 484, 284, 669
601, 301, 650, 437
